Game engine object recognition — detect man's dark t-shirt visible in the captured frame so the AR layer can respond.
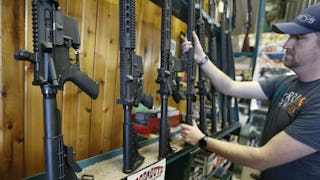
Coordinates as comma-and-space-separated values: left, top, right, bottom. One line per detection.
258, 75, 320, 180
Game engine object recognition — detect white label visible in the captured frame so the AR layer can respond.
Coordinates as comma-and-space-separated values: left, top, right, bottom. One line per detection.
127, 159, 166, 180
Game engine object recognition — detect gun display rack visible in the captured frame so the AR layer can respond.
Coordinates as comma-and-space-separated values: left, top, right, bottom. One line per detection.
22, 0, 267, 179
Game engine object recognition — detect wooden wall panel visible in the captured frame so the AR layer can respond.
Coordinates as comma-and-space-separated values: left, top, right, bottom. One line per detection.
73, 0, 99, 160
100, 1, 120, 153
110, 0, 122, 148
89, 0, 119, 156
0, 0, 187, 178
136, 1, 161, 103
0, 0, 25, 179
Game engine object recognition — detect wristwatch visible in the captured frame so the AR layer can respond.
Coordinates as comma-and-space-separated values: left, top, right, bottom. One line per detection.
198, 136, 208, 150
197, 55, 209, 66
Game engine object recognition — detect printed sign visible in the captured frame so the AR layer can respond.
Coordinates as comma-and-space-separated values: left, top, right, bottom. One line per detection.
127, 159, 166, 180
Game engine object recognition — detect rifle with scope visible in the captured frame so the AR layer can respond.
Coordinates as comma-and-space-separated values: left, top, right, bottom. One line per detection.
14, 0, 99, 179
117, 0, 154, 173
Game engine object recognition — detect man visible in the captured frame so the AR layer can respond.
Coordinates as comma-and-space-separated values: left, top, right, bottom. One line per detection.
180, 3, 320, 180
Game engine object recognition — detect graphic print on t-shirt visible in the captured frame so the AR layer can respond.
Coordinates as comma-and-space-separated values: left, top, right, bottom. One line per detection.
278, 91, 307, 115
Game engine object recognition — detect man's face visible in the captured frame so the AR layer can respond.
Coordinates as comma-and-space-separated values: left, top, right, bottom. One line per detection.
283, 33, 320, 70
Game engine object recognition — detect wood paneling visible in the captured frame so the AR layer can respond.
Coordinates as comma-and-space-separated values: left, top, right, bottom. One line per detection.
89, 0, 118, 156
0, 0, 187, 178
1, 0, 25, 179
74, 0, 99, 161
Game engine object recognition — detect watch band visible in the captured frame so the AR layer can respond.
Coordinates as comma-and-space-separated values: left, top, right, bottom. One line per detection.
198, 136, 208, 150
197, 56, 209, 66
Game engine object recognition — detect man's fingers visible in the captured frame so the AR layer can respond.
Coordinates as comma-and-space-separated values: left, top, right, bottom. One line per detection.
181, 42, 192, 53
192, 31, 200, 44
180, 123, 188, 129
183, 36, 188, 42
192, 119, 197, 127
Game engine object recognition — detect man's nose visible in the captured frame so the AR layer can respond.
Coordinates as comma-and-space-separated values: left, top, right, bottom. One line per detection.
283, 39, 294, 49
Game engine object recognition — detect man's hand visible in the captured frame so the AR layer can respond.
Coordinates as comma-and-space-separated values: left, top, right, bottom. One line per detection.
181, 31, 207, 63
180, 120, 205, 146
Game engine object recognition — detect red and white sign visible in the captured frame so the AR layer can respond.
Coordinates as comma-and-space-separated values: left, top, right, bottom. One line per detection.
127, 159, 166, 180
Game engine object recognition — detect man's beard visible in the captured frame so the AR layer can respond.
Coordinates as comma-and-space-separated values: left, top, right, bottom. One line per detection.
284, 50, 298, 68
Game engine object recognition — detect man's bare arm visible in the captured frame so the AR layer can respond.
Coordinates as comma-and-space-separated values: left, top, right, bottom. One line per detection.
206, 131, 315, 170
181, 31, 268, 100
180, 121, 316, 170
200, 59, 268, 100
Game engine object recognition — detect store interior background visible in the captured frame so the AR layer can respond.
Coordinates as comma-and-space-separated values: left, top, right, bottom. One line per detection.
0, 0, 318, 179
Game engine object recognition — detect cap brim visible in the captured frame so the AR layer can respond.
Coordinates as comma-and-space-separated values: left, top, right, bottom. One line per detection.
272, 22, 315, 34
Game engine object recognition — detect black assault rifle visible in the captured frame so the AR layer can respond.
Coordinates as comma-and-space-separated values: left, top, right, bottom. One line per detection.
185, 0, 196, 125
219, 0, 237, 127
195, 0, 211, 133
218, 0, 229, 129
208, 0, 218, 133
226, 0, 238, 125
14, 0, 99, 179
156, 0, 184, 159
117, 0, 154, 173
